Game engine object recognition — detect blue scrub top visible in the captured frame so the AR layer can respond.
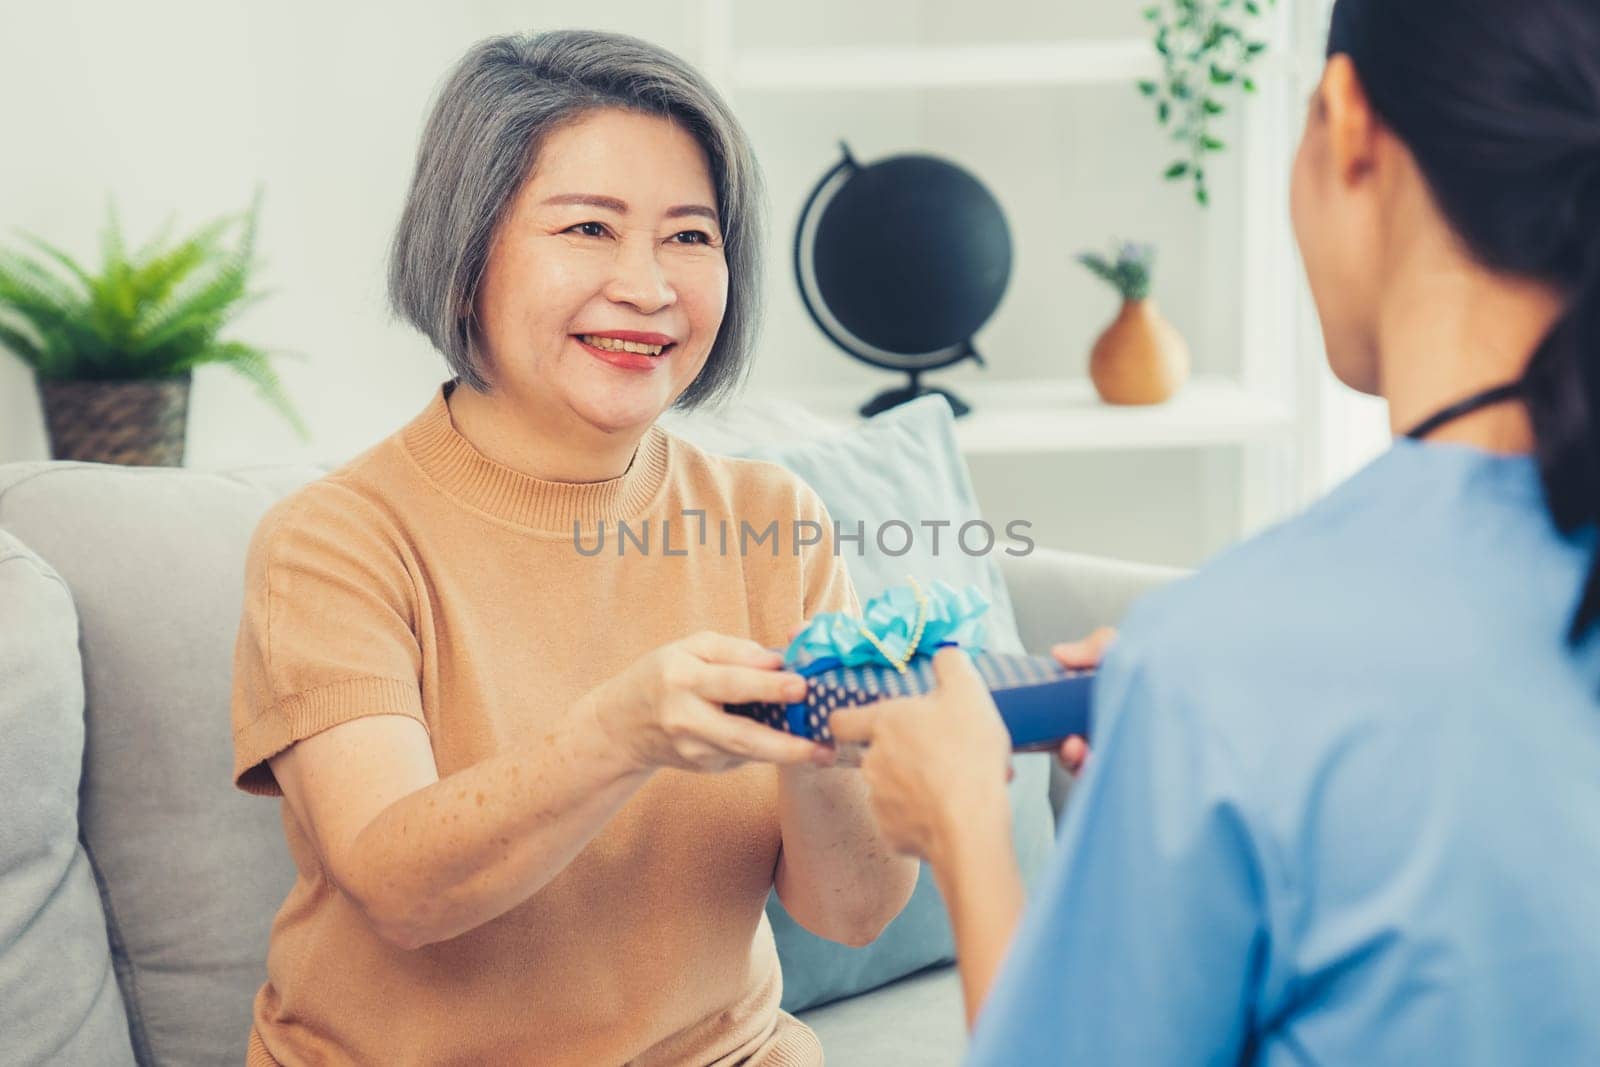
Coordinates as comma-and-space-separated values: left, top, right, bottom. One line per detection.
968, 439, 1600, 1066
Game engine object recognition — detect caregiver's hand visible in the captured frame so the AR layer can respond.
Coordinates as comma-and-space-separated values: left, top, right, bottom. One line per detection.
588, 630, 832, 774
830, 648, 1013, 866
831, 648, 1023, 1030
1049, 625, 1118, 776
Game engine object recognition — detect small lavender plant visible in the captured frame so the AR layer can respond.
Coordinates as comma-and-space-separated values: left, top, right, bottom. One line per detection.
1076, 241, 1157, 302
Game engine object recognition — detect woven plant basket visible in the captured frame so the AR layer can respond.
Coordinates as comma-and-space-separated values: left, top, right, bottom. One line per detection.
37, 373, 192, 466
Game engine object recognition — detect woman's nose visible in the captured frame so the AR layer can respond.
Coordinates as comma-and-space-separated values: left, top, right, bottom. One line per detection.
604, 240, 676, 314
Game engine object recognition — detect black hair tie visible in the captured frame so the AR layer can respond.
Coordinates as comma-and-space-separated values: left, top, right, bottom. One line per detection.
1404, 381, 1526, 441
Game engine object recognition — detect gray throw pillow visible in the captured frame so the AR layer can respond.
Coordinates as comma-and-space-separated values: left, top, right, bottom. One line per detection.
0, 528, 136, 1065
737, 396, 1056, 1013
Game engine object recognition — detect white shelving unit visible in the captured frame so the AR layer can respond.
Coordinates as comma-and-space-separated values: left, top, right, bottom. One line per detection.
787, 377, 1293, 455
729, 40, 1159, 91
695, 1, 1326, 554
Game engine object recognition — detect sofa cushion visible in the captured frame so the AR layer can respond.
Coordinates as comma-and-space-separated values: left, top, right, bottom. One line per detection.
0, 462, 320, 1066
0, 393, 1045, 1054
798, 964, 967, 1067
730, 396, 1057, 1013
0, 528, 136, 1066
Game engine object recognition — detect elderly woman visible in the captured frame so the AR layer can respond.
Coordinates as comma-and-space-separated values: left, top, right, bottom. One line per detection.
229, 29, 918, 1066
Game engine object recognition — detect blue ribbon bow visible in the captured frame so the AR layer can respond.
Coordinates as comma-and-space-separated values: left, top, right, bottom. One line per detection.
783, 578, 991, 674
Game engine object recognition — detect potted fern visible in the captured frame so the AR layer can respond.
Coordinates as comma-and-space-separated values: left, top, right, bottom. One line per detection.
1077, 240, 1191, 405
0, 197, 305, 466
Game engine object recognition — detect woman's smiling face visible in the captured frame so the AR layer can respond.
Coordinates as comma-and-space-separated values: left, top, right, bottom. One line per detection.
470, 107, 729, 436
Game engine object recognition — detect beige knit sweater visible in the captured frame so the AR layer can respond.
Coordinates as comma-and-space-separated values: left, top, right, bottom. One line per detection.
231, 381, 857, 1066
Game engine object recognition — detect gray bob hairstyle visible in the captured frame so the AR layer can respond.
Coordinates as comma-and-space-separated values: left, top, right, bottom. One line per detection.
387, 29, 765, 408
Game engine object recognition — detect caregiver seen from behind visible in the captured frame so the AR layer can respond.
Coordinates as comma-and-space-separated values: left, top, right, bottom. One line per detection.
834, 0, 1600, 1063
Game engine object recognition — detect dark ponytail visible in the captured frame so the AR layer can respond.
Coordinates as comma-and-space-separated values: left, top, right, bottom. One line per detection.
1524, 242, 1600, 641
1331, 0, 1600, 643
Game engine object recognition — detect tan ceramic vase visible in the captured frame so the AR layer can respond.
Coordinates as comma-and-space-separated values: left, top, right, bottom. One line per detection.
1089, 298, 1191, 405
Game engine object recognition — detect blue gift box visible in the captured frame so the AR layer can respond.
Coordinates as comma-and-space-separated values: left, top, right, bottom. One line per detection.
726, 649, 1094, 751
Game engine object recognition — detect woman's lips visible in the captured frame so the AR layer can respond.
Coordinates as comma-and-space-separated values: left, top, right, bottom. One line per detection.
573, 335, 674, 371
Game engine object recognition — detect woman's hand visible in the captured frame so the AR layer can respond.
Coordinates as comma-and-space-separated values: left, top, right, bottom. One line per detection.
1049, 626, 1118, 776
829, 649, 1014, 867
587, 630, 832, 774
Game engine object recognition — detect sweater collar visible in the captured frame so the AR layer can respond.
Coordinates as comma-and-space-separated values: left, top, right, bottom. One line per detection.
401, 381, 671, 532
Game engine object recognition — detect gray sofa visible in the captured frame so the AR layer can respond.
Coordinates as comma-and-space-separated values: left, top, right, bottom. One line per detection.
0, 457, 1178, 1067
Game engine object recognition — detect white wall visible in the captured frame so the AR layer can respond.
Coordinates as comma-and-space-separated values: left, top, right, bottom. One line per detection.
0, 0, 711, 469
1, 0, 1311, 566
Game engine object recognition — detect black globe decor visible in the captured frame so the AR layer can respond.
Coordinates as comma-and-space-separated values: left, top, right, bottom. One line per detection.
794, 143, 1013, 417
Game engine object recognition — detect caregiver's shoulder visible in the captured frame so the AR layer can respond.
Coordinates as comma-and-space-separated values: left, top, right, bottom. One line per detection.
1115, 447, 1442, 684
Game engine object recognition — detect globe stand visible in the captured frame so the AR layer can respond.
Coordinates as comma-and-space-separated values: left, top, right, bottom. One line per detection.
859, 370, 971, 418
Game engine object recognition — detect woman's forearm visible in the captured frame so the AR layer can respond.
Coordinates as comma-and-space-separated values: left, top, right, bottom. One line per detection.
773, 765, 921, 946
349, 695, 653, 949
931, 806, 1027, 1031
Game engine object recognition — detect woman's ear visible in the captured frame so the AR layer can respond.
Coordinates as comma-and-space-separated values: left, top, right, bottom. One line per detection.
1322, 54, 1380, 189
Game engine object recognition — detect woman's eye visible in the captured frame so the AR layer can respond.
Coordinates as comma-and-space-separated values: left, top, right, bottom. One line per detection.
564, 222, 714, 244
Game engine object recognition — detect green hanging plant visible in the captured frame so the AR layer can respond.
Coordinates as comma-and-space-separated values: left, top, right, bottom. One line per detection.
1137, 0, 1277, 207
0, 193, 308, 438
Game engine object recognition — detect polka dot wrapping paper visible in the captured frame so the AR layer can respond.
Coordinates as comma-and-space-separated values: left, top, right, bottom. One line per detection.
725, 650, 1095, 751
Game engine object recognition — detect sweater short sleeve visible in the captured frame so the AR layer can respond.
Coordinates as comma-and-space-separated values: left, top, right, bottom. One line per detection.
231, 484, 426, 796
